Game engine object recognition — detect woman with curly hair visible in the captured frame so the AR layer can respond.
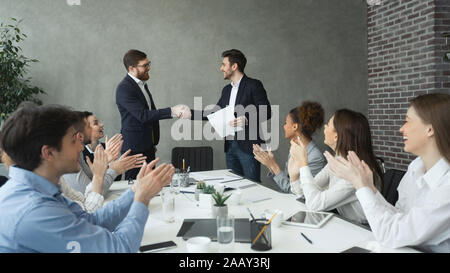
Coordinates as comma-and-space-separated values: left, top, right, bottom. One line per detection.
253, 101, 326, 193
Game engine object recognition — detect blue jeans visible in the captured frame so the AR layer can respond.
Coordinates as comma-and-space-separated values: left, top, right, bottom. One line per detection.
226, 141, 261, 182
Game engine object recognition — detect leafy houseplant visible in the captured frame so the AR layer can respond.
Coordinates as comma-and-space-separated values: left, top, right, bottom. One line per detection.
195, 181, 206, 201
202, 185, 216, 194
212, 192, 231, 207
0, 18, 45, 123
212, 191, 231, 218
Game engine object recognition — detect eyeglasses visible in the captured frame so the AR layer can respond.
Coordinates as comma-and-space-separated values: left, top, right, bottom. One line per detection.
135, 61, 151, 68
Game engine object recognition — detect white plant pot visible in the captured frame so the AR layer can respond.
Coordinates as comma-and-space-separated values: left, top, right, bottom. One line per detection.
199, 193, 213, 209
212, 205, 228, 219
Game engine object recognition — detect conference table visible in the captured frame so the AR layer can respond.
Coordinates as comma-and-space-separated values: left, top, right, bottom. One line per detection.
105, 169, 419, 253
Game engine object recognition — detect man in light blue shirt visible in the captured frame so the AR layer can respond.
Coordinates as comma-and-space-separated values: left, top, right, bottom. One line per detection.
0, 103, 174, 253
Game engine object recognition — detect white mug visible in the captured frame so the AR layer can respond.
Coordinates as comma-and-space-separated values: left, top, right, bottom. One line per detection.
227, 190, 242, 206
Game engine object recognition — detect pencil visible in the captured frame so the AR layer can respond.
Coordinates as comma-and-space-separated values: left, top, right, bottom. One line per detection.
252, 212, 277, 245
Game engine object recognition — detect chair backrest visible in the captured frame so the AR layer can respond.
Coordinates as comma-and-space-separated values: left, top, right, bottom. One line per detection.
0, 175, 8, 188
381, 169, 406, 206
171, 146, 213, 172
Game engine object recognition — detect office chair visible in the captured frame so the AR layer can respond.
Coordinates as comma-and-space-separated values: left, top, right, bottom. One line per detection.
0, 175, 8, 188
381, 168, 406, 206
171, 146, 213, 172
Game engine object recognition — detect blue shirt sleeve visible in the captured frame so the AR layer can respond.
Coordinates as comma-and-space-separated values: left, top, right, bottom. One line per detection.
15, 189, 149, 253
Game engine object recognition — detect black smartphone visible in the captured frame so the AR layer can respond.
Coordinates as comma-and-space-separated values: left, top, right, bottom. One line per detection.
139, 241, 177, 253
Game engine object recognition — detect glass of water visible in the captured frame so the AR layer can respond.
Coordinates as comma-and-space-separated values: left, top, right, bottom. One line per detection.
161, 188, 175, 223
171, 168, 181, 194
216, 215, 235, 253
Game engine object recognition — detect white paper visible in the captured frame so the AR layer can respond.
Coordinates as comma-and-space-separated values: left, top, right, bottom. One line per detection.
207, 105, 243, 138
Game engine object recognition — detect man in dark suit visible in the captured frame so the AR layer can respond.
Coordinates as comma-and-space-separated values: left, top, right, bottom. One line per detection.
192, 49, 271, 182
116, 49, 189, 179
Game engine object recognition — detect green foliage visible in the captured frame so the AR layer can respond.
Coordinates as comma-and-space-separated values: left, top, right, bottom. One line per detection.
202, 185, 216, 194
212, 192, 231, 207
0, 18, 45, 121
197, 181, 206, 190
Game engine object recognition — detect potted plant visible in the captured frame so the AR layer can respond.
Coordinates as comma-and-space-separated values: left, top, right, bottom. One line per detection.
195, 181, 206, 201
211, 191, 231, 219
0, 18, 45, 125
198, 185, 215, 209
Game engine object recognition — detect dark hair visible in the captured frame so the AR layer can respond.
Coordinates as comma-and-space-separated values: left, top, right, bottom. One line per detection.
123, 49, 147, 71
221, 49, 247, 73
410, 93, 450, 163
0, 103, 79, 171
289, 101, 324, 140
333, 109, 383, 190
72, 111, 92, 133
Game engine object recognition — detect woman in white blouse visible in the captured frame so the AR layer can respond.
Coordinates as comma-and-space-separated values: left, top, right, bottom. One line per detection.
59, 144, 109, 213
289, 109, 383, 224
325, 93, 450, 253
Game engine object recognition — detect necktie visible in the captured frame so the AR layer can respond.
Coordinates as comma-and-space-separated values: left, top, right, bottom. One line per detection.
144, 83, 156, 145
144, 84, 155, 110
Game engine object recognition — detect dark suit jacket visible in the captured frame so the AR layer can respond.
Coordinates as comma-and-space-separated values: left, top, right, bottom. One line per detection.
116, 74, 172, 153
192, 74, 271, 154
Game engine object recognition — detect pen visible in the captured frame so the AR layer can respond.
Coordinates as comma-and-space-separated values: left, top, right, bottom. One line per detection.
301, 233, 313, 244
203, 178, 224, 181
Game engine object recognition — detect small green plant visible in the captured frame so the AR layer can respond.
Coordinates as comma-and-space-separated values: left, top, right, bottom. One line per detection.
196, 181, 206, 190
202, 185, 216, 194
212, 192, 231, 207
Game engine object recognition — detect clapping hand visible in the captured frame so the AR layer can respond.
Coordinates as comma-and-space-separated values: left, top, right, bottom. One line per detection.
104, 134, 123, 163
86, 144, 109, 179
109, 149, 147, 175
289, 138, 308, 167
324, 151, 376, 192
86, 144, 109, 194
287, 156, 300, 182
134, 158, 175, 205
253, 144, 275, 167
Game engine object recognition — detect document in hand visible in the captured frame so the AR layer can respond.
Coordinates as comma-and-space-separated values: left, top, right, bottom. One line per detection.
207, 105, 243, 138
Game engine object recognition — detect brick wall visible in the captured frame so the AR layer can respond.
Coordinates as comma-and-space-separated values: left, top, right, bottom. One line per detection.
367, 0, 450, 171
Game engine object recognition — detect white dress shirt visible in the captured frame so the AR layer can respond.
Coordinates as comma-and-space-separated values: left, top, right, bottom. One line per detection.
128, 73, 151, 108
59, 177, 104, 213
291, 164, 367, 224
228, 76, 243, 108
356, 157, 450, 253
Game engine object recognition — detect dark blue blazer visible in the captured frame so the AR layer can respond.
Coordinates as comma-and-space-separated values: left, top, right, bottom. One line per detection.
115, 74, 172, 153
192, 74, 271, 154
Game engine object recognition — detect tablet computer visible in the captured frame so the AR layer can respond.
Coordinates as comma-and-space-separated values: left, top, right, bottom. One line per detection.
283, 211, 333, 228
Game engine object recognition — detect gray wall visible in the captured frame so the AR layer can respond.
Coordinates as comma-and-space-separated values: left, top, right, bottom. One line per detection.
1, 0, 367, 190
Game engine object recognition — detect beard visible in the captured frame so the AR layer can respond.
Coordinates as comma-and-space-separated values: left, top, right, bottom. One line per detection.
223, 70, 232, 80
137, 70, 150, 81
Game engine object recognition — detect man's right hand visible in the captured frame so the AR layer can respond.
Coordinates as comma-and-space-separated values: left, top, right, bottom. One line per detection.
134, 158, 174, 206
171, 104, 191, 119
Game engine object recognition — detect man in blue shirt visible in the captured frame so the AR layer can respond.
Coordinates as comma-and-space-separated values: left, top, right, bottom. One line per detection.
0, 103, 174, 253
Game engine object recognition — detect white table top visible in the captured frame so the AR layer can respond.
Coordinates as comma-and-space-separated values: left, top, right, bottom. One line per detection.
105, 169, 419, 253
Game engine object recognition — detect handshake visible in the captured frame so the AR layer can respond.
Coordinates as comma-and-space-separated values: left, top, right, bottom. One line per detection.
171, 104, 191, 119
